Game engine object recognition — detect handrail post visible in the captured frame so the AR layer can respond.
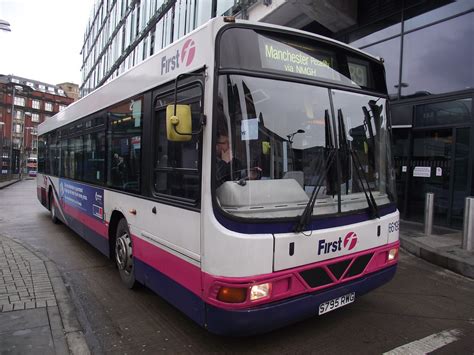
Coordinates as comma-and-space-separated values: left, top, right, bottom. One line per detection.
424, 192, 434, 236
462, 197, 474, 251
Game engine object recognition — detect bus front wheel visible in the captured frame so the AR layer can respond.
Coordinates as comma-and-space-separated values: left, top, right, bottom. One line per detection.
115, 219, 136, 289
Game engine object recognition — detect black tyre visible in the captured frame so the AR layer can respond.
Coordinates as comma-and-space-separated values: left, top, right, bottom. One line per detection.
115, 218, 136, 288
49, 191, 60, 224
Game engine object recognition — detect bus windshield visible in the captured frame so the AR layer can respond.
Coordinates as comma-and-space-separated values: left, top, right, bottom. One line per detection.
214, 74, 396, 220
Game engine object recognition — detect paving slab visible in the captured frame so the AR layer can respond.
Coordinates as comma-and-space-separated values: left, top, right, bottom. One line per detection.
399, 220, 474, 279
0, 234, 89, 354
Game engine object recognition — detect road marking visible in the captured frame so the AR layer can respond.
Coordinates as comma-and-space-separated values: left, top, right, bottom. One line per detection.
383, 329, 462, 355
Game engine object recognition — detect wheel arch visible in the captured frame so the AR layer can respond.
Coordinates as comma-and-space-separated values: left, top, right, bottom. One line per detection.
108, 210, 126, 259
48, 186, 53, 210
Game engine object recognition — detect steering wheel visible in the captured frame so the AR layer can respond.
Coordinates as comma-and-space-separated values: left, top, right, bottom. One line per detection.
233, 167, 262, 185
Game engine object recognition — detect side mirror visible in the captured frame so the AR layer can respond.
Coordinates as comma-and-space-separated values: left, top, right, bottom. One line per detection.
262, 141, 270, 155
166, 104, 192, 141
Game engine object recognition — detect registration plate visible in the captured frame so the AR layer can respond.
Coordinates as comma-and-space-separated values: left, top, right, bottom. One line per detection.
318, 292, 355, 315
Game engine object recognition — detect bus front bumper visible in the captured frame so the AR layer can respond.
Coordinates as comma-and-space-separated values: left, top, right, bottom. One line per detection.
205, 264, 397, 336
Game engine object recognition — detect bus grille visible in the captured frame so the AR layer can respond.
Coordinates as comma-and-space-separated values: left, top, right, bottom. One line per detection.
299, 253, 374, 289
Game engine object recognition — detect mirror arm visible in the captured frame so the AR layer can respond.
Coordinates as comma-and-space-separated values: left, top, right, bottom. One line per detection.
172, 113, 206, 136
173, 66, 207, 116
172, 67, 207, 136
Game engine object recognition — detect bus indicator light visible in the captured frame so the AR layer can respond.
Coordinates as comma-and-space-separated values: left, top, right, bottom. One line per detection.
217, 286, 247, 303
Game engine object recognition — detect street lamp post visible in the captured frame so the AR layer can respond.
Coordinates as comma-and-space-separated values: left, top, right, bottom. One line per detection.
9, 83, 32, 179
0, 121, 4, 181
24, 126, 37, 176
10, 85, 16, 178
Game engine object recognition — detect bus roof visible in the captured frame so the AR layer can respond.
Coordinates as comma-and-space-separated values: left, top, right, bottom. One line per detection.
39, 17, 381, 135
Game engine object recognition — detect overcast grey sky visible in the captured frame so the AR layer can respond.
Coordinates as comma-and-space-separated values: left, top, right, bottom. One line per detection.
0, 0, 96, 85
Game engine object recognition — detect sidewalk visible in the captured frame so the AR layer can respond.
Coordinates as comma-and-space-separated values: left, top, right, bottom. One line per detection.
0, 177, 21, 190
0, 235, 89, 354
399, 220, 474, 279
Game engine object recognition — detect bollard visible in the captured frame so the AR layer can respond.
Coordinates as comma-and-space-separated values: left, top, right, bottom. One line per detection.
462, 197, 474, 251
424, 192, 434, 236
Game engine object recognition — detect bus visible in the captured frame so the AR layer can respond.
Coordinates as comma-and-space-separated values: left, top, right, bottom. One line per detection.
37, 17, 399, 336
27, 157, 38, 177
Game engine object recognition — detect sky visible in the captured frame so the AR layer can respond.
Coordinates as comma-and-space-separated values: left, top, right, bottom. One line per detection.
0, 0, 96, 86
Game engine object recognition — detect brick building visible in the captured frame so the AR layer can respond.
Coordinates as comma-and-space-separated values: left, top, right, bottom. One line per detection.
0, 75, 74, 178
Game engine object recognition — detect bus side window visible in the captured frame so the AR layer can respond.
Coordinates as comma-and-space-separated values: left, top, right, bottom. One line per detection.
107, 97, 143, 192
153, 85, 201, 202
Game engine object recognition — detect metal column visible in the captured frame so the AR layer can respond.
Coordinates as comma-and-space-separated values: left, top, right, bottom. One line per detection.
424, 192, 434, 236
462, 197, 474, 251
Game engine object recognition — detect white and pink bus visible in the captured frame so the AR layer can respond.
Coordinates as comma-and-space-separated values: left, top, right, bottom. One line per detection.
37, 17, 399, 335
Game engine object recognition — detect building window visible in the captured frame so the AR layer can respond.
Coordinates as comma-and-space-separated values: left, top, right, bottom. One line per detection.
15, 110, 23, 120
414, 98, 472, 127
45, 102, 53, 112
38, 85, 46, 92
59, 105, 67, 111
32, 100, 40, 109
31, 113, 40, 122
401, 12, 474, 97
14, 124, 22, 134
14, 96, 25, 106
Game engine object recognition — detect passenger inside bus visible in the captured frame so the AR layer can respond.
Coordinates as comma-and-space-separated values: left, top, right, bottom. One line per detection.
111, 153, 126, 187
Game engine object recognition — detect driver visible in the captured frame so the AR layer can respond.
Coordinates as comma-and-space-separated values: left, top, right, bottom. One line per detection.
215, 132, 243, 186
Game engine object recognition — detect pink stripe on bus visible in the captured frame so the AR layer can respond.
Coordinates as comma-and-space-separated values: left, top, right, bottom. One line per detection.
132, 235, 202, 297
62, 202, 109, 239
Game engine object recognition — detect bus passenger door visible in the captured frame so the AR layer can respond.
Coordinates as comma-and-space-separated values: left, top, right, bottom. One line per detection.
134, 82, 204, 324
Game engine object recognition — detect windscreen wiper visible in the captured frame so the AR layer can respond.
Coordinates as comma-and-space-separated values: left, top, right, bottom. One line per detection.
338, 109, 379, 219
293, 149, 337, 233
293, 110, 336, 234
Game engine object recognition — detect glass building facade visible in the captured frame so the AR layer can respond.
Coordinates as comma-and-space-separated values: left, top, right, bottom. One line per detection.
80, 0, 244, 97
336, 0, 473, 228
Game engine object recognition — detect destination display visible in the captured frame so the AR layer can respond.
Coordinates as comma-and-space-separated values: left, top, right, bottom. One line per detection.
258, 36, 340, 82
219, 28, 386, 92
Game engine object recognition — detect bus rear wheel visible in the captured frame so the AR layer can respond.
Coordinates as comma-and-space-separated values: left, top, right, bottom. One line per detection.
49, 191, 59, 224
115, 219, 136, 289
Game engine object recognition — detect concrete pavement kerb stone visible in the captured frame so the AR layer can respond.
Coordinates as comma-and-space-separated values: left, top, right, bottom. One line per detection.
399, 222, 474, 279
0, 178, 21, 190
0, 234, 90, 354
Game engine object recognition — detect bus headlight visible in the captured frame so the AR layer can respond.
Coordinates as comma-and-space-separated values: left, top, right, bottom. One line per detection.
388, 248, 398, 261
250, 283, 272, 301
